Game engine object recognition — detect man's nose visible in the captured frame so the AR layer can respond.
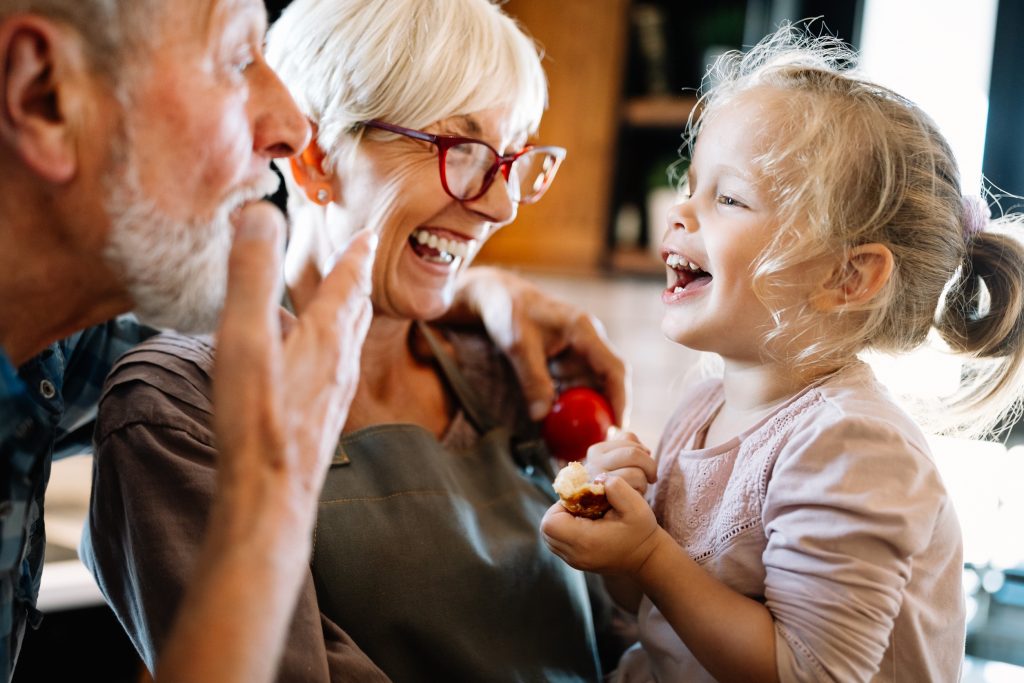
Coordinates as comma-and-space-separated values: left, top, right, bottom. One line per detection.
251, 62, 310, 159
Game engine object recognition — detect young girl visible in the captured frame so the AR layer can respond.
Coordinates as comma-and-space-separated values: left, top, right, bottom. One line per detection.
542, 26, 1024, 683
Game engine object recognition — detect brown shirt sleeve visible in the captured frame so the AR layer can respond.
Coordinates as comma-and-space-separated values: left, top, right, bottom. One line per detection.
81, 332, 389, 682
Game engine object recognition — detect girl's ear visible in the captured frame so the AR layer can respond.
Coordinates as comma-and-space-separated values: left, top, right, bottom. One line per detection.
288, 129, 334, 205
809, 243, 894, 312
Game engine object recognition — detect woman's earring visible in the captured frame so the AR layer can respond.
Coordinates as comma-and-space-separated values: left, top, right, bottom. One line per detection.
309, 184, 333, 206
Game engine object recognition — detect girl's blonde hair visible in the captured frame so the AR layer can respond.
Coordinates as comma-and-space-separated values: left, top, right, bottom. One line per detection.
686, 24, 1024, 437
265, 0, 548, 176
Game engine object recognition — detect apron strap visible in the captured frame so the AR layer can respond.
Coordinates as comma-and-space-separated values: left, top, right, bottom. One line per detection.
418, 323, 555, 484
416, 322, 500, 435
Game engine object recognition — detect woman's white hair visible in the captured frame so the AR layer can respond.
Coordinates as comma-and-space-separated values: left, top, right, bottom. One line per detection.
265, 0, 548, 173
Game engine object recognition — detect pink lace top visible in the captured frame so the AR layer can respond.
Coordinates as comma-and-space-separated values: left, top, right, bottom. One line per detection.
615, 361, 965, 683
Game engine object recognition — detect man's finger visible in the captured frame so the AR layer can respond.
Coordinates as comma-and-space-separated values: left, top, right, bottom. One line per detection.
309, 229, 377, 315
213, 202, 286, 460
217, 203, 287, 368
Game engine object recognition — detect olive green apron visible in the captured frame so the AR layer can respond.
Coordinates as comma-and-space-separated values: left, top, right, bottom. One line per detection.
310, 324, 602, 682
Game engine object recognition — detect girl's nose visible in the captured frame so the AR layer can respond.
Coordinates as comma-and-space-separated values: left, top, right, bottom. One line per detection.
667, 198, 697, 233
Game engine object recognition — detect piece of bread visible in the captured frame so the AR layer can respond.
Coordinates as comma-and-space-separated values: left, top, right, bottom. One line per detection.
552, 461, 610, 519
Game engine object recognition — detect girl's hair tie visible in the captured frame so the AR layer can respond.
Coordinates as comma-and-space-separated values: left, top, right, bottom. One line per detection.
962, 195, 991, 240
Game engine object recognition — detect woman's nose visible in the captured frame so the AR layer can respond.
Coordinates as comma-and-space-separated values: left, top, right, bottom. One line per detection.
464, 174, 517, 227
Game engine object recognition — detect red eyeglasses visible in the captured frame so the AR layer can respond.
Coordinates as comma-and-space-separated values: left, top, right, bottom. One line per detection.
362, 120, 566, 204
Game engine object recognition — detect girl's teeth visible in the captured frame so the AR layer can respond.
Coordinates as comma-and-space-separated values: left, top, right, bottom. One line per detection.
427, 234, 439, 249
666, 253, 702, 272
416, 231, 429, 245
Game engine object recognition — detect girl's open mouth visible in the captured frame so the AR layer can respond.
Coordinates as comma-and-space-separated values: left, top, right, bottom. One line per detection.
664, 251, 712, 296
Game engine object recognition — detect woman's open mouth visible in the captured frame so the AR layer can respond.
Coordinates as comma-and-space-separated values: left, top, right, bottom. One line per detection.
408, 228, 474, 266
664, 251, 712, 298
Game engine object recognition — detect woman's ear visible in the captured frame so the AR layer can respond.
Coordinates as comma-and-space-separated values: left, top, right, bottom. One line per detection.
809, 243, 894, 312
0, 17, 84, 183
288, 129, 334, 205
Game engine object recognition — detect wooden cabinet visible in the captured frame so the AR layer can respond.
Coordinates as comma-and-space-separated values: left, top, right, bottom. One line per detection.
475, 0, 631, 274
478, 0, 859, 276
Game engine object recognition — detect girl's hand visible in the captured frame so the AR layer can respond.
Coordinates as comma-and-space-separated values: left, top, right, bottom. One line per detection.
585, 429, 657, 495
542, 476, 662, 576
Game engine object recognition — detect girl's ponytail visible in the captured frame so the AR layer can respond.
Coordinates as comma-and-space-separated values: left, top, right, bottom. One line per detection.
935, 207, 1024, 436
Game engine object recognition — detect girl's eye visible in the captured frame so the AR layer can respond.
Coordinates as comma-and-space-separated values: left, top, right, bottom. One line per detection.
717, 194, 744, 207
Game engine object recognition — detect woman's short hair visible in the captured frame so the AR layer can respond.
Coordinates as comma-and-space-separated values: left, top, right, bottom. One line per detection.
266, 0, 548, 172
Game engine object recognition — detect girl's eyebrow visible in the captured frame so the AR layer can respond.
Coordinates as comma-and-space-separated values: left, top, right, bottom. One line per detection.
709, 164, 756, 183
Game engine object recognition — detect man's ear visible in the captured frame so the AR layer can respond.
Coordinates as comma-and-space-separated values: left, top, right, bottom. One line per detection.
809, 243, 894, 312
288, 127, 335, 205
0, 16, 83, 183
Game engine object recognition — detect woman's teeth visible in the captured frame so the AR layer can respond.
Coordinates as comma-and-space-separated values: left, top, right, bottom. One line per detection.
412, 228, 471, 261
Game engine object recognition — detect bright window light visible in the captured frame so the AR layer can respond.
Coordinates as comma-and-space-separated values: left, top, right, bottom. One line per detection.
857, 1, 1001, 416
859, 0, 999, 194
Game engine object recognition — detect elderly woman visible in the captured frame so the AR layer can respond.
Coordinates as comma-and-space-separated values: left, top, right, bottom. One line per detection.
83, 0, 623, 680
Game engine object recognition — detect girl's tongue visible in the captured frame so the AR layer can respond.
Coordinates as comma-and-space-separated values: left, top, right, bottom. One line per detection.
665, 253, 712, 294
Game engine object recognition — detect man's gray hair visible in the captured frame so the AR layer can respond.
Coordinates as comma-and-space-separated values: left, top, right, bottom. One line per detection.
0, 0, 159, 81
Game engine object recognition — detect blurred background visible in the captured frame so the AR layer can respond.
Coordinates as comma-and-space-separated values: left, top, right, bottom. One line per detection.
15, 0, 1024, 680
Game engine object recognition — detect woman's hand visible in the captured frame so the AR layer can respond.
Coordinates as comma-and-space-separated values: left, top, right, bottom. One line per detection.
446, 266, 629, 423
584, 429, 656, 495
542, 476, 664, 576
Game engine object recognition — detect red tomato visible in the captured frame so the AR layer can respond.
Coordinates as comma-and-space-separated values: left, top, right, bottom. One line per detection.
542, 387, 615, 461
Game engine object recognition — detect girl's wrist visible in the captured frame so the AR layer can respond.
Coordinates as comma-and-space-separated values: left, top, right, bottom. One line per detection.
631, 527, 680, 588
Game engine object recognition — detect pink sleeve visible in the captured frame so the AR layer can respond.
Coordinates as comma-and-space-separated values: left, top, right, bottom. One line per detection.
760, 414, 945, 681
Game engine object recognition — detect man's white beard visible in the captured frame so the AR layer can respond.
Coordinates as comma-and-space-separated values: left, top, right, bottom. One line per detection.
102, 151, 281, 334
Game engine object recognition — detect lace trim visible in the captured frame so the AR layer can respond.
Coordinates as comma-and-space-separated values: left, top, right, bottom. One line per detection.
655, 389, 823, 563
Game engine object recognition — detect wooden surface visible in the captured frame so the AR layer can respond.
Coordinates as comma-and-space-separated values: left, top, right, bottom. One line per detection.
623, 94, 699, 128
475, 0, 630, 273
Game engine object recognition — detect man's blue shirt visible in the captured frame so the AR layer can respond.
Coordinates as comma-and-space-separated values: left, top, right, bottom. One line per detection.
0, 317, 152, 681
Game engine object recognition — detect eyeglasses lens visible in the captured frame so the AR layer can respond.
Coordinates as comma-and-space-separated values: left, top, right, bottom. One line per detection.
509, 149, 558, 202
444, 142, 558, 203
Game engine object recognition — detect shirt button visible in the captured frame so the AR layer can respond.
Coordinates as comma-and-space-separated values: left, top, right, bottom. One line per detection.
39, 379, 56, 400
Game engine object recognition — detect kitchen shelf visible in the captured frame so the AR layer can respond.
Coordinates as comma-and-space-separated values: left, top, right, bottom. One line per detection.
622, 94, 698, 128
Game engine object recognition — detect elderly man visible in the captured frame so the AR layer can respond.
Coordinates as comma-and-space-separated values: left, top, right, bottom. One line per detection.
0, 1, 626, 681
0, 0, 378, 680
